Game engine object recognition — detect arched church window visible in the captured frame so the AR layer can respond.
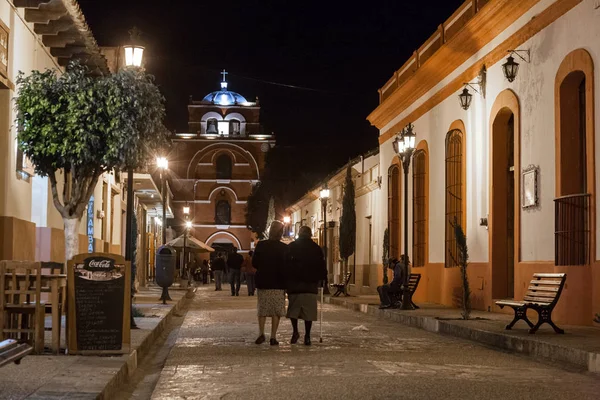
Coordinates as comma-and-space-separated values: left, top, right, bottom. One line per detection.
230, 119, 241, 135
206, 118, 218, 134
215, 200, 231, 225
216, 154, 232, 180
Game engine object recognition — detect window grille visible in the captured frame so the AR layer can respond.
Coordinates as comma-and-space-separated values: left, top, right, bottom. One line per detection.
412, 150, 427, 267
445, 130, 463, 268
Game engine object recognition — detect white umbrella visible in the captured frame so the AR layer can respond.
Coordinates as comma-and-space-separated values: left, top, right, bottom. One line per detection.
166, 234, 215, 253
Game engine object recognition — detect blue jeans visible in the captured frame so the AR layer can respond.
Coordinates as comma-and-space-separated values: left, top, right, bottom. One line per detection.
230, 269, 241, 295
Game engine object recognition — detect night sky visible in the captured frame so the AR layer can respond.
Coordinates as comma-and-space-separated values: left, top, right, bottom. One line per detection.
80, 0, 464, 183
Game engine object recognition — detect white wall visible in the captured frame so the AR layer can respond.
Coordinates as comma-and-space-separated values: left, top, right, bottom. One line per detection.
376, 0, 600, 265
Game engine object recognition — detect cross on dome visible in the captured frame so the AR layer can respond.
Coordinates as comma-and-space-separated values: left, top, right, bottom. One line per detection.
220, 69, 228, 89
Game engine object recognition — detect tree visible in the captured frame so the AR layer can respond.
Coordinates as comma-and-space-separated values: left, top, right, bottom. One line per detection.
246, 182, 269, 239
454, 221, 471, 320
339, 163, 356, 277
264, 196, 276, 239
16, 63, 168, 261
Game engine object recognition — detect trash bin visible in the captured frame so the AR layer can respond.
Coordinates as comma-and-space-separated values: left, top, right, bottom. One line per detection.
155, 245, 176, 303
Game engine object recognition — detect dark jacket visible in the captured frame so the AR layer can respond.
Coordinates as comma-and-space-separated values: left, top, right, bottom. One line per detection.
227, 252, 244, 270
285, 237, 327, 294
390, 260, 407, 289
211, 257, 226, 271
252, 239, 288, 290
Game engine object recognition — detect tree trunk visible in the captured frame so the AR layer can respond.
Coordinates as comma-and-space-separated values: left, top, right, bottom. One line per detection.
64, 218, 81, 261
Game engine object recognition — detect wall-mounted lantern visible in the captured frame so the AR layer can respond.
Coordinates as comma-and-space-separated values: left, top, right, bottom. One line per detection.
502, 50, 530, 83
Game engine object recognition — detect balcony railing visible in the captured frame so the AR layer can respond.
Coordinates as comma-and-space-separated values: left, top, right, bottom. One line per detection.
554, 193, 591, 266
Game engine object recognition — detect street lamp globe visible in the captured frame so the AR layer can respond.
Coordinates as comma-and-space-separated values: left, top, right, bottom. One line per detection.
185, 220, 192, 229
319, 188, 330, 200
123, 44, 144, 68
183, 205, 190, 216
157, 156, 168, 170
283, 216, 291, 224
392, 132, 405, 155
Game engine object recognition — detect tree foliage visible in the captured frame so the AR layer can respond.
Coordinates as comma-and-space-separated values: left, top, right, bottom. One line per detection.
339, 163, 356, 264
382, 228, 389, 284
246, 182, 269, 239
15, 62, 168, 220
454, 221, 471, 320
264, 196, 276, 238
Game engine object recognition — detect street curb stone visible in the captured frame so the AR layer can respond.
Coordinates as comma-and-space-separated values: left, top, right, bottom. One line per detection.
99, 288, 193, 400
324, 296, 600, 374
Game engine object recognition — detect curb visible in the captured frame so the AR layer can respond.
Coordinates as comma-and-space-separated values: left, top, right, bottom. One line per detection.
99, 288, 193, 400
324, 296, 600, 374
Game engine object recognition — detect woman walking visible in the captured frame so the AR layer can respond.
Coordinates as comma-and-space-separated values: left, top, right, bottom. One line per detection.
252, 221, 287, 345
286, 226, 327, 345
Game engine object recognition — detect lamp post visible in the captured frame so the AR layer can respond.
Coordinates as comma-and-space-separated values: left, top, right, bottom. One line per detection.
319, 187, 330, 294
183, 205, 191, 283
283, 215, 291, 237
123, 28, 145, 330
392, 123, 417, 310
157, 156, 168, 245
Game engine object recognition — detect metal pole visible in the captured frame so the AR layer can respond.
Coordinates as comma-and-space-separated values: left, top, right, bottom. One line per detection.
125, 168, 138, 329
401, 155, 412, 310
161, 171, 167, 245
183, 228, 187, 280
322, 198, 330, 295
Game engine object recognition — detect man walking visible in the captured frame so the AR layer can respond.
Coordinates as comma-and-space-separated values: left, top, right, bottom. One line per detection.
286, 226, 327, 346
243, 250, 257, 296
227, 247, 244, 296
377, 255, 408, 309
212, 254, 226, 291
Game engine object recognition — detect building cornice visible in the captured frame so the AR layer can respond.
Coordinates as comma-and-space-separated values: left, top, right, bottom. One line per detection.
367, 0, 540, 131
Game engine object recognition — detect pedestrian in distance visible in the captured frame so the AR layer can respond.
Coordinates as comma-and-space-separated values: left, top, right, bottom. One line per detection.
253, 221, 287, 346
285, 226, 327, 346
242, 250, 257, 296
211, 254, 226, 291
377, 255, 408, 309
227, 247, 244, 296
201, 259, 209, 284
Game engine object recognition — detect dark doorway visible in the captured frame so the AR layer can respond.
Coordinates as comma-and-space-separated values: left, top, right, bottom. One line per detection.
216, 154, 232, 180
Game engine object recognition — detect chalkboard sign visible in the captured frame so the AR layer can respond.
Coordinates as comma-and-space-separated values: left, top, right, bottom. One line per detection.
67, 252, 131, 355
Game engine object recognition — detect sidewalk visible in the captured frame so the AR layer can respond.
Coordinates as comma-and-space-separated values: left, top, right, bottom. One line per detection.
0, 284, 192, 400
324, 295, 600, 374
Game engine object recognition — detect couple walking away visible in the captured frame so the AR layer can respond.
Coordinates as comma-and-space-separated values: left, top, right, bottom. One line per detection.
252, 221, 326, 346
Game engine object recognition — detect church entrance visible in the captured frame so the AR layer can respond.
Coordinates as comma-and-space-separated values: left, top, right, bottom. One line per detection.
491, 111, 516, 299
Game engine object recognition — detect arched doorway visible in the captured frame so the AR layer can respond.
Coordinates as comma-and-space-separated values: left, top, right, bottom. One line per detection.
445, 123, 465, 268
490, 90, 520, 299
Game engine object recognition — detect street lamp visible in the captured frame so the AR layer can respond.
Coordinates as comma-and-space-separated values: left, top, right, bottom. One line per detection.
502, 50, 530, 83
393, 123, 417, 310
283, 216, 291, 237
183, 206, 192, 285
157, 156, 168, 245
123, 27, 145, 68
319, 187, 330, 293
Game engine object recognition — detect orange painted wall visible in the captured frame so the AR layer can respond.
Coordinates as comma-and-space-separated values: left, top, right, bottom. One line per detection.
0, 216, 36, 261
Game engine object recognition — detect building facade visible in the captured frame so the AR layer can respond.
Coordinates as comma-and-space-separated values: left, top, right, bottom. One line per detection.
170, 73, 275, 258
368, 0, 600, 326
287, 150, 382, 295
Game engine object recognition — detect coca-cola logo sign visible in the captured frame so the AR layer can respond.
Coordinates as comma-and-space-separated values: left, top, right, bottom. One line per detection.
83, 257, 115, 272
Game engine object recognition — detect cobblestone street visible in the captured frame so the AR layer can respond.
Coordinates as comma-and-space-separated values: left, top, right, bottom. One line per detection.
150, 286, 600, 400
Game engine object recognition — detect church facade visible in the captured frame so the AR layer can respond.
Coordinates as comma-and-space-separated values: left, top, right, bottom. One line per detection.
169, 72, 275, 257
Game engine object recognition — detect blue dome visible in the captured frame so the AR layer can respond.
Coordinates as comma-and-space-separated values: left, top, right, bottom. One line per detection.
202, 90, 248, 106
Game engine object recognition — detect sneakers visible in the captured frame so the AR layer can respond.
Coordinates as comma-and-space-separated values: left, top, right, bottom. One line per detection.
255, 334, 266, 345
379, 304, 392, 309
269, 338, 279, 346
290, 332, 300, 344
304, 336, 311, 346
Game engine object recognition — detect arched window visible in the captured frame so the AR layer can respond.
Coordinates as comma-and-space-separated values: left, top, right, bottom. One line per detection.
230, 119, 241, 135
445, 129, 463, 268
206, 118, 218, 134
215, 200, 231, 225
388, 164, 401, 260
216, 154, 232, 180
412, 148, 428, 267
554, 49, 595, 266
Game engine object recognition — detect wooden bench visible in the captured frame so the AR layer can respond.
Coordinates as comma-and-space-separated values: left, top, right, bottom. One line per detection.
0, 339, 32, 367
496, 273, 566, 334
330, 273, 352, 297
391, 273, 421, 309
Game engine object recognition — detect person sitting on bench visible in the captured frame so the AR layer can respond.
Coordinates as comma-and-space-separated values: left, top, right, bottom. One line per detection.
377, 255, 407, 309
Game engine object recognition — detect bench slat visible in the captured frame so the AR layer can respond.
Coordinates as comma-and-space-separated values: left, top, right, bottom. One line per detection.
533, 273, 566, 279
530, 280, 562, 286
527, 285, 559, 292
496, 300, 525, 307
524, 291, 557, 299
523, 296, 552, 304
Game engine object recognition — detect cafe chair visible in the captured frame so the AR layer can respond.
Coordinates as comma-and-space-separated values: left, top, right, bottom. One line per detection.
0, 261, 45, 354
